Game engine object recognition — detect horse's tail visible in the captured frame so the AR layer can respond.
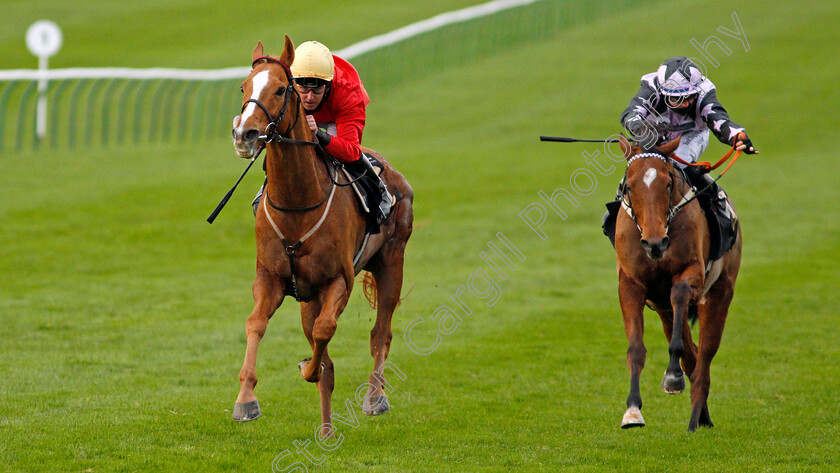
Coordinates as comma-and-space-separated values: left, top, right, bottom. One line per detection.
361, 272, 414, 311
688, 304, 699, 327
362, 272, 378, 310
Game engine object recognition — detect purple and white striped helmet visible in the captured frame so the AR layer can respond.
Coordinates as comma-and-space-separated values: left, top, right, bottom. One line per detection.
656, 57, 704, 97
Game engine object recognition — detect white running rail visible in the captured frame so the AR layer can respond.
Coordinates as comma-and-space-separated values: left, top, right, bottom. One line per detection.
0, 0, 540, 81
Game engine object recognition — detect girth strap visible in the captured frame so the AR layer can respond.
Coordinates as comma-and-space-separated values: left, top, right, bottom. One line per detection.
261, 183, 338, 302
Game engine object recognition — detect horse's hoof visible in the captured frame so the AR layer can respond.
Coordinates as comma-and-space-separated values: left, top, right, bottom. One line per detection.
621, 406, 645, 428
298, 358, 325, 383
362, 394, 390, 416
661, 371, 686, 394
233, 400, 261, 421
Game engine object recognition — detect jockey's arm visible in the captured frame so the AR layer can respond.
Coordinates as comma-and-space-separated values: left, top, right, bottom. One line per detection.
620, 76, 659, 129
699, 90, 758, 154
322, 99, 366, 163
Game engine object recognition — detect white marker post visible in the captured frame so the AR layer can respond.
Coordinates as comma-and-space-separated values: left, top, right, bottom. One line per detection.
26, 20, 63, 141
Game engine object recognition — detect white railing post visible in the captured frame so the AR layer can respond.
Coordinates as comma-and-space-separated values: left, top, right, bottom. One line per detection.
26, 20, 63, 141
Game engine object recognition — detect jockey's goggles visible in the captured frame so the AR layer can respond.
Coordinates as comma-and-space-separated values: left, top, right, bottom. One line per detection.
294, 77, 329, 94
665, 93, 698, 108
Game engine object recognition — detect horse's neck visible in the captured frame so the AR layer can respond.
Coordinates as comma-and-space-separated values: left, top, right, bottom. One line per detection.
265, 122, 327, 210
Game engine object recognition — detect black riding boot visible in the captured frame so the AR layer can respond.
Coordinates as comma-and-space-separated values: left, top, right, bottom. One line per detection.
252, 178, 267, 215
359, 155, 392, 225
602, 177, 625, 244
683, 166, 727, 216
602, 177, 625, 229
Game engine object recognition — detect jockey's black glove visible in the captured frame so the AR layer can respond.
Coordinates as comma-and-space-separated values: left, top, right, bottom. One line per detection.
740, 134, 757, 154
315, 129, 332, 147
625, 116, 645, 138
625, 116, 661, 148
653, 121, 670, 139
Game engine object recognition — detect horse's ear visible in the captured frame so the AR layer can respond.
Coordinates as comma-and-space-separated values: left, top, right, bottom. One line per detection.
618, 135, 637, 159
280, 34, 295, 66
252, 41, 264, 62
656, 135, 682, 156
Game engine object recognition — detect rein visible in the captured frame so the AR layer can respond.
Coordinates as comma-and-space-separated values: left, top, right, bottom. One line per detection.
667, 141, 744, 218
670, 139, 744, 175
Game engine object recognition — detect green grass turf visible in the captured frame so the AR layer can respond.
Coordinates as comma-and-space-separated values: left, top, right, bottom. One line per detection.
2, 0, 839, 471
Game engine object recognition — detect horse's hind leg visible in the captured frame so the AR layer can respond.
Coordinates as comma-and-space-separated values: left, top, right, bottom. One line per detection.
234, 269, 285, 421
619, 272, 647, 428
688, 280, 733, 431
362, 250, 405, 416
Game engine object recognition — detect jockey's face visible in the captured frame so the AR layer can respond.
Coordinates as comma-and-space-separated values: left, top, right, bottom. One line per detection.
665, 94, 695, 110
295, 82, 327, 112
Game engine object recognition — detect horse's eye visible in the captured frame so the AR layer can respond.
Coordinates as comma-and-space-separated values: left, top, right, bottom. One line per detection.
275, 86, 286, 96
239, 85, 244, 93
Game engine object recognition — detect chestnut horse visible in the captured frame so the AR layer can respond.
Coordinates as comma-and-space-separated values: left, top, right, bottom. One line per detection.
230, 36, 413, 435
614, 137, 741, 431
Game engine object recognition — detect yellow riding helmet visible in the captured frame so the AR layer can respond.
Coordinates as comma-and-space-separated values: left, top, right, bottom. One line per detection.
291, 41, 335, 81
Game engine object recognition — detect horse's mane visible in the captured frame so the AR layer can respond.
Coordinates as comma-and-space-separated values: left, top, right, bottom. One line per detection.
639, 146, 670, 158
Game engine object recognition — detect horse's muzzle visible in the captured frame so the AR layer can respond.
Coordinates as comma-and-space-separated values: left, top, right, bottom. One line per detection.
641, 236, 670, 260
232, 128, 260, 158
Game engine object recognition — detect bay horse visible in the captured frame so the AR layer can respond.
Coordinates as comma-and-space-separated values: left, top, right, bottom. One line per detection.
230, 36, 414, 435
614, 136, 741, 431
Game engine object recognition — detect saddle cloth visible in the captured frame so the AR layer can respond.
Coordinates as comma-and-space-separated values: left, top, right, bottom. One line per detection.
339, 153, 397, 235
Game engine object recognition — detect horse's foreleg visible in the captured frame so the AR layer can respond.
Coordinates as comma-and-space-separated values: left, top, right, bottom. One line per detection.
300, 277, 348, 383
688, 280, 733, 431
233, 270, 285, 421
300, 300, 336, 438
619, 272, 647, 428
655, 308, 699, 382
662, 281, 692, 394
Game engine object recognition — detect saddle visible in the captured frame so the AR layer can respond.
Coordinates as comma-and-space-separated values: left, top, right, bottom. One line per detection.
695, 188, 739, 262
601, 186, 738, 262
339, 153, 399, 235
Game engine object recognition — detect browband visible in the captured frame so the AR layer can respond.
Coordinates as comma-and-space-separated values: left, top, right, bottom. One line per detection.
627, 153, 669, 166
252, 56, 293, 81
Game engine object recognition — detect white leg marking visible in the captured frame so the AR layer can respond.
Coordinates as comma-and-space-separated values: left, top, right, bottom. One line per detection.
643, 168, 657, 188
236, 70, 270, 134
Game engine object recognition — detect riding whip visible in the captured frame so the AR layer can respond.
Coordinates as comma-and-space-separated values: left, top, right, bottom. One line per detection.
207, 146, 263, 224
539, 136, 622, 143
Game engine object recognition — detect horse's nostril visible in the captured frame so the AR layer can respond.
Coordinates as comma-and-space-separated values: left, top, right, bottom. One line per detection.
640, 239, 651, 250
244, 129, 259, 142
661, 237, 670, 251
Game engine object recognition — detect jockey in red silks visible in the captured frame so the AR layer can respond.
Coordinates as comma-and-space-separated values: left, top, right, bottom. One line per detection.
297, 49, 370, 164
253, 40, 391, 225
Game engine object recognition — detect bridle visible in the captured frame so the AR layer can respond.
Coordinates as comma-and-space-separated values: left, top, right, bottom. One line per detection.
621, 153, 689, 236
208, 55, 364, 227
243, 56, 315, 147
